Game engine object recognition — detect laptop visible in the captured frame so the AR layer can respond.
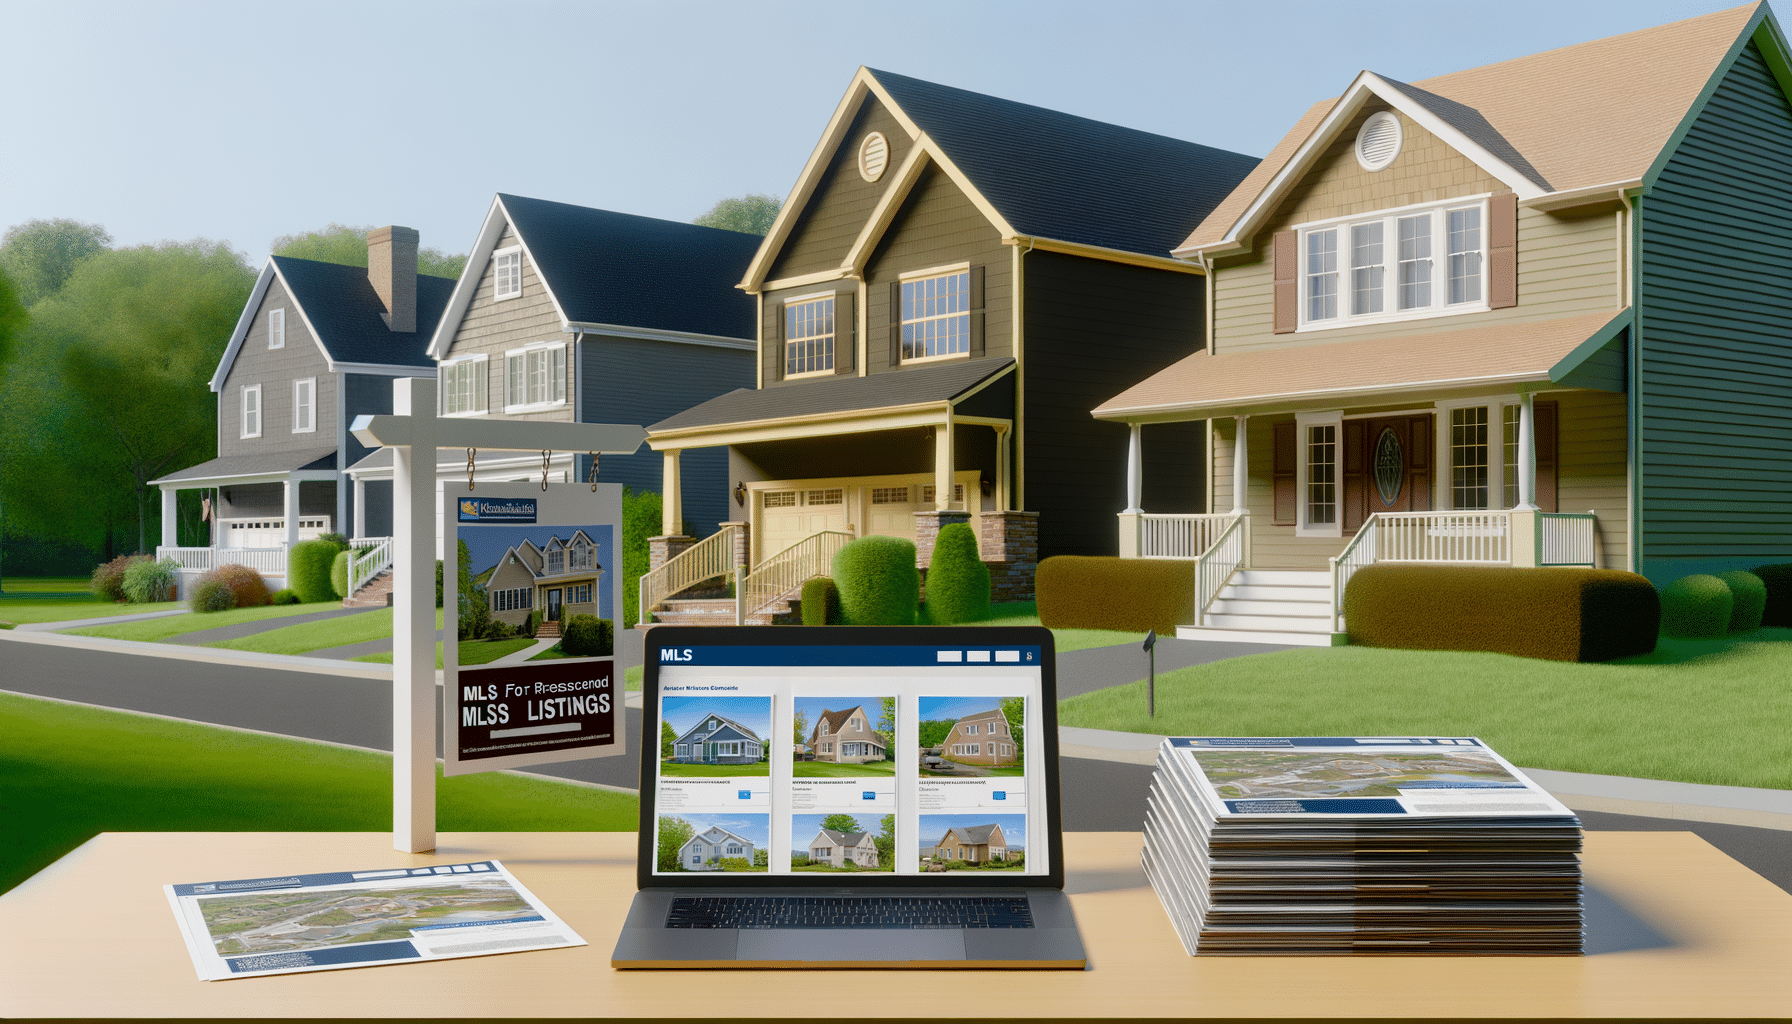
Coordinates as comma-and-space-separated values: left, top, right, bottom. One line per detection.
611, 625, 1087, 969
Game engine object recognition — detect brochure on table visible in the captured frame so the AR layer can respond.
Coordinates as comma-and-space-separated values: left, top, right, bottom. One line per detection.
165, 860, 584, 980
443, 482, 625, 776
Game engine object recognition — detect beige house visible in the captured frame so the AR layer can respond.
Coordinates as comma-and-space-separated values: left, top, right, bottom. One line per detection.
483, 529, 603, 631
932, 824, 1008, 864
940, 708, 1015, 766
808, 704, 887, 763
808, 828, 880, 868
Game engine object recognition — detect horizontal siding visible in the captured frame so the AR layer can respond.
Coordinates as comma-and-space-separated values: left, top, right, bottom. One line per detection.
767, 99, 912, 282
441, 225, 570, 424
219, 277, 338, 458
1639, 41, 1792, 563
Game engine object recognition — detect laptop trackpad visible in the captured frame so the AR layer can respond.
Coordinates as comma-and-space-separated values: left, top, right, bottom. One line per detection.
737, 929, 966, 962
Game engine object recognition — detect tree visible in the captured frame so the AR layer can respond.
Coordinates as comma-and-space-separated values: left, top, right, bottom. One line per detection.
455, 539, 489, 638
0, 218, 112, 307
693, 194, 781, 236
877, 696, 896, 756
0, 269, 28, 593
1000, 696, 1025, 763
660, 720, 676, 759
792, 708, 808, 746
917, 719, 955, 749
820, 813, 863, 835
271, 223, 468, 280
876, 813, 896, 868
657, 816, 695, 872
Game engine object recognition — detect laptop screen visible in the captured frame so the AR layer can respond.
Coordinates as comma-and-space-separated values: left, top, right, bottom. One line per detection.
636, 626, 1063, 889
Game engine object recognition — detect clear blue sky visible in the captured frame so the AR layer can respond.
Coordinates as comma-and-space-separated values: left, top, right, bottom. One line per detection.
0, 0, 1748, 265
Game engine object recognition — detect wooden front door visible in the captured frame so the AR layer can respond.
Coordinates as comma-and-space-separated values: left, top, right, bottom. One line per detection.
1343, 415, 1432, 530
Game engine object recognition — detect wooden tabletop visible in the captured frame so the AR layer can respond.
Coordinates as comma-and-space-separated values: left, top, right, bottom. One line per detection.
3, 830, 1789, 1019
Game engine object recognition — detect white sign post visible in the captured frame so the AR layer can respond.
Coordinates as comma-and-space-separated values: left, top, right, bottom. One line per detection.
352, 377, 645, 853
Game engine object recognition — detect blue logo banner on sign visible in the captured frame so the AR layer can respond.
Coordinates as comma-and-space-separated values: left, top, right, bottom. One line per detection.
458, 497, 538, 523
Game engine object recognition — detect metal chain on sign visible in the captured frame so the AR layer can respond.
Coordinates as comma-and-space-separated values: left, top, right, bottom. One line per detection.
541, 450, 551, 491
466, 448, 476, 491
588, 452, 599, 492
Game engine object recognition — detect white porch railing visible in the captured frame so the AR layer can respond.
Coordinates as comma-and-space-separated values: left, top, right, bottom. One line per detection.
1540, 511, 1598, 567
638, 525, 739, 624
348, 537, 394, 596
1192, 514, 1246, 626
1141, 513, 1240, 559
1328, 511, 1513, 632
156, 545, 289, 574
737, 530, 856, 624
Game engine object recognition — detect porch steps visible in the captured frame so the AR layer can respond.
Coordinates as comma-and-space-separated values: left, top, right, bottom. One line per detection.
536, 620, 562, 639
342, 570, 394, 609
649, 597, 799, 627
1176, 569, 1347, 647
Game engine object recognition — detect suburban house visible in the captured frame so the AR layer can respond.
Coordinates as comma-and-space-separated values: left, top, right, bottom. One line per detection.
150, 227, 452, 596
670, 712, 764, 764
807, 704, 886, 763
639, 67, 1259, 621
1094, 4, 1792, 643
940, 708, 1015, 766
345, 194, 759, 556
808, 827, 880, 868
932, 823, 1008, 864
678, 825, 756, 871
481, 529, 604, 634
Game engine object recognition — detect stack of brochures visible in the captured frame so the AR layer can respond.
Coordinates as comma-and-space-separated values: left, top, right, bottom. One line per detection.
1142, 737, 1583, 956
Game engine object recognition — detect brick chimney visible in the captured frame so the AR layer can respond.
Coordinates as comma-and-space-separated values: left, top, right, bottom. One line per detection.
367, 225, 419, 333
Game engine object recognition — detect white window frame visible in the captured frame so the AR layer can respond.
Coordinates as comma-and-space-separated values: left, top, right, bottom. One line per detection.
493, 246, 523, 301
439, 354, 489, 416
291, 377, 316, 434
1434, 394, 1523, 511
503, 341, 566, 413
1294, 411, 1343, 538
240, 384, 262, 439
267, 308, 285, 349
898, 263, 972, 364
782, 291, 835, 378
1297, 195, 1490, 332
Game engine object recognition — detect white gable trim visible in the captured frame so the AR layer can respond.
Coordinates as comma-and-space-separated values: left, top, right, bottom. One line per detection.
562, 321, 755, 350
428, 195, 573, 360
836, 136, 1015, 279
209, 260, 330, 392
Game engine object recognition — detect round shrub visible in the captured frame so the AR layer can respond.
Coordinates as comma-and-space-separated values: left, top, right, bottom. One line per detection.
91, 554, 147, 603
483, 618, 517, 641
317, 532, 350, 551
526, 609, 543, 639
830, 535, 919, 626
271, 588, 301, 605
189, 575, 236, 613
331, 550, 352, 600
1717, 570, 1766, 632
923, 523, 990, 625
1660, 574, 1733, 638
801, 576, 841, 626
212, 563, 272, 608
287, 538, 340, 603
121, 556, 179, 603
561, 614, 614, 657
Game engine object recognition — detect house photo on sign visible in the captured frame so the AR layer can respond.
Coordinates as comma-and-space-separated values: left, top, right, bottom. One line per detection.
442, 482, 625, 776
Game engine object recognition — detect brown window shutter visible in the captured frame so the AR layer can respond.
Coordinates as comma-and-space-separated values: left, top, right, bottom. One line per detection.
834, 290, 855, 375
1409, 414, 1433, 512
1273, 229, 1298, 334
1489, 192, 1517, 309
1272, 420, 1296, 526
1535, 400, 1558, 512
968, 265, 985, 358
766, 299, 784, 381
889, 280, 903, 366
1342, 420, 1368, 532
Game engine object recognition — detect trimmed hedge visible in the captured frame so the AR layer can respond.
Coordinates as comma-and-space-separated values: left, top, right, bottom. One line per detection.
1717, 570, 1766, 632
287, 539, 340, 604
271, 588, 301, 605
801, 576, 841, 626
561, 614, 614, 657
1660, 574, 1732, 639
830, 536, 920, 626
1752, 562, 1792, 627
527, 609, 543, 639
90, 554, 148, 603
210, 563, 271, 608
331, 550, 351, 601
1344, 564, 1658, 661
924, 523, 990, 625
1035, 556, 1196, 635
121, 557, 179, 604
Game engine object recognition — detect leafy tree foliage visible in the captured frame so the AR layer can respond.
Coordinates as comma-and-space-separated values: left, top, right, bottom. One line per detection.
1000, 696, 1025, 762
820, 812, 864, 834
657, 816, 695, 872
792, 708, 808, 745
693, 194, 781, 236
270, 223, 468, 280
877, 696, 896, 756
917, 719, 955, 748
661, 720, 676, 759
0, 270, 25, 592
876, 814, 896, 867
0, 218, 112, 307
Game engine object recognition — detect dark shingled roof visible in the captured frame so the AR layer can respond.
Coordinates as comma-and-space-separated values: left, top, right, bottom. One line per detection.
943, 824, 1003, 845
499, 194, 760, 338
817, 829, 873, 847
1376, 76, 1552, 191
270, 256, 453, 368
869, 69, 1260, 258
151, 446, 337, 484
650, 358, 1014, 432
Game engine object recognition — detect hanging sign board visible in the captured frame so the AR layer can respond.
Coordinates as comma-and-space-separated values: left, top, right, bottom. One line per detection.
443, 481, 625, 776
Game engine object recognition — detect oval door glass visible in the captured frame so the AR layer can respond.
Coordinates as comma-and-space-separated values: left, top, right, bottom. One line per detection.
1373, 427, 1404, 505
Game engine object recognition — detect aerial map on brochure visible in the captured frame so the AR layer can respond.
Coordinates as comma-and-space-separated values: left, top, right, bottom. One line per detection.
1190, 748, 1523, 800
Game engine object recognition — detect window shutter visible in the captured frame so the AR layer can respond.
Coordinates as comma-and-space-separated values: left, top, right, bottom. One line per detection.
1273, 229, 1298, 334
766, 300, 783, 381
1535, 400, 1558, 512
1342, 420, 1368, 532
1272, 421, 1296, 525
1488, 192, 1518, 309
889, 280, 903, 366
551, 346, 565, 403
968, 265, 985, 358
1409, 414, 1432, 512
834, 289, 855, 375
475, 357, 487, 412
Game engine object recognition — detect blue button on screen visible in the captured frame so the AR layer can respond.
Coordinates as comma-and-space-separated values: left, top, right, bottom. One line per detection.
738, 790, 751, 799
993, 791, 1006, 801
862, 791, 875, 800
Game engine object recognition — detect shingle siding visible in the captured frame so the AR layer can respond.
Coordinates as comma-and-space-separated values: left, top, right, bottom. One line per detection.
219, 278, 336, 457
768, 99, 913, 281
441, 225, 570, 423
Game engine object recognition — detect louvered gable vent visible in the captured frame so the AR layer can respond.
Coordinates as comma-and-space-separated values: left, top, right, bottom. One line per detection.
1355, 111, 1402, 171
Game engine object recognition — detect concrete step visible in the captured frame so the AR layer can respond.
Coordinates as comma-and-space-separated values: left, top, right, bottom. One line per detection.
1222, 583, 1331, 602
342, 570, 394, 608
1201, 611, 1335, 632
1177, 625, 1348, 646
1233, 569, 1331, 586
1207, 595, 1331, 616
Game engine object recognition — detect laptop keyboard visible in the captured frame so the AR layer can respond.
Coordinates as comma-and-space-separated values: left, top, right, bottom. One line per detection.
666, 895, 1035, 929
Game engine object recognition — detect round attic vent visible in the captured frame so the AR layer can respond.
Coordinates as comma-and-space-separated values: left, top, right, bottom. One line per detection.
859, 131, 889, 182
1355, 111, 1402, 171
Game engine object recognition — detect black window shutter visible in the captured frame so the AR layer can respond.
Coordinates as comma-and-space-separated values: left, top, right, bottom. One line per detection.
834, 289, 855, 375
968, 265, 985, 358
889, 280, 903, 367
766, 299, 783, 381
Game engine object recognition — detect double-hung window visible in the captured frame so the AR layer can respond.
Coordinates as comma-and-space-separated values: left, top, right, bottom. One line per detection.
1300, 198, 1487, 329
1439, 398, 1536, 511
493, 247, 522, 300
900, 267, 970, 361
240, 385, 262, 439
784, 294, 834, 376
1294, 411, 1344, 537
291, 378, 315, 433
440, 356, 488, 415
267, 308, 285, 349
504, 343, 565, 411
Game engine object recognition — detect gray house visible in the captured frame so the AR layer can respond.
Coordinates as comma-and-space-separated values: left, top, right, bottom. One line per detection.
678, 825, 756, 871
809, 827, 880, 868
670, 712, 764, 765
151, 227, 452, 592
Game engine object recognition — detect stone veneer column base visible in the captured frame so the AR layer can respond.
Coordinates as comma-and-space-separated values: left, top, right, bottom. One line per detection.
979, 510, 1039, 603
720, 521, 750, 574
647, 535, 695, 575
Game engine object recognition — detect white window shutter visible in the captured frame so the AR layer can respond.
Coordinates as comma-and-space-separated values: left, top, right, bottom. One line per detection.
475, 358, 487, 412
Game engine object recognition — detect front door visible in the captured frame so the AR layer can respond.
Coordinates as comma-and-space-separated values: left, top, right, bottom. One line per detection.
546, 588, 562, 622
1344, 415, 1433, 530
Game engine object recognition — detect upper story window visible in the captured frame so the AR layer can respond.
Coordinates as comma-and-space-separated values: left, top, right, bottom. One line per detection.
240, 385, 261, 439
1300, 198, 1487, 331
440, 355, 488, 416
784, 294, 834, 377
547, 546, 564, 574
267, 309, 285, 349
292, 378, 316, 433
504, 342, 565, 412
569, 535, 593, 570
493, 247, 522, 300
900, 268, 970, 361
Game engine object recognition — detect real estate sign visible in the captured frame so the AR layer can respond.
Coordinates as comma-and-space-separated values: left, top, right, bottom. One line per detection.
442, 481, 625, 775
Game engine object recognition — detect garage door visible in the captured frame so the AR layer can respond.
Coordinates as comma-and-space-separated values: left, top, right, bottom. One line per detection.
757, 487, 848, 563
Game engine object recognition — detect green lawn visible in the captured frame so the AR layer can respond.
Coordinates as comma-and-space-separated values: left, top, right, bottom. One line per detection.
792, 760, 897, 778
1057, 630, 1792, 790
64, 600, 345, 642
970, 601, 1149, 653
657, 761, 771, 778
1, 692, 638, 896
0, 576, 94, 594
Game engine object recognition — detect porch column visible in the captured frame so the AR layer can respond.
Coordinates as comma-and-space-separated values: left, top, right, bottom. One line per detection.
994, 424, 1010, 512
1231, 415, 1249, 514
934, 418, 956, 510
160, 486, 177, 549
352, 477, 367, 539
284, 478, 301, 549
661, 449, 682, 535
1514, 392, 1539, 511
1124, 424, 1143, 514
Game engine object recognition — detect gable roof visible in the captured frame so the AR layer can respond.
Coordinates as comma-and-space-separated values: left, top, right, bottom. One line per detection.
816, 828, 873, 847
210, 256, 454, 390
743, 68, 1259, 288
942, 824, 1004, 846
954, 708, 1005, 725
687, 826, 751, 848
648, 358, 1014, 438
814, 705, 868, 736
675, 712, 762, 744
1180, 3, 1774, 256
429, 194, 760, 358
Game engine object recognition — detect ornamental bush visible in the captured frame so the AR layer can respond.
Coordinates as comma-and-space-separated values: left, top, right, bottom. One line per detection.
211, 563, 271, 608
527, 609, 543, 639
923, 523, 990, 625
271, 588, 301, 605
1717, 570, 1766, 632
287, 539, 340, 603
91, 554, 148, 603
1659, 574, 1732, 639
830, 536, 919, 626
122, 557, 179, 604
801, 576, 841, 626
483, 618, 517, 641
1035, 556, 1196, 635
561, 614, 614, 657
189, 575, 236, 613
1751, 562, 1792, 627
317, 532, 349, 551
331, 550, 352, 600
